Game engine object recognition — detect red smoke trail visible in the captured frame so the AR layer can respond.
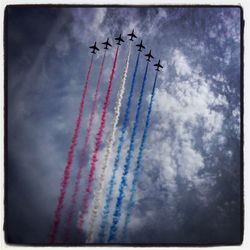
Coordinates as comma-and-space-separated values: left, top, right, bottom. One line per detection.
49, 55, 94, 244
77, 47, 119, 242
63, 52, 106, 242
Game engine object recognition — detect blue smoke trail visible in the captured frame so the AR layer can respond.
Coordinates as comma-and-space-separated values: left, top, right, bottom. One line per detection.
98, 52, 140, 243
122, 72, 158, 241
108, 62, 149, 243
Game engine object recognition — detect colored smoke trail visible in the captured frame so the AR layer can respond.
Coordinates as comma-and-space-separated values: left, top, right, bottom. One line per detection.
122, 72, 158, 241
49, 55, 93, 244
63, 52, 106, 243
87, 45, 131, 243
108, 62, 149, 243
77, 47, 119, 241
98, 52, 140, 243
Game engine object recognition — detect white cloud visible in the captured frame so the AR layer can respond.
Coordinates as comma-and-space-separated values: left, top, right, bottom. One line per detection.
70, 8, 108, 45
177, 140, 204, 182
232, 107, 240, 136
137, 57, 229, 205
172, 49, 192, 76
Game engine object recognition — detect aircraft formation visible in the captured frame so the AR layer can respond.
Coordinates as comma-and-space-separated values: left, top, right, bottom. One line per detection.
50, 28, 162, 245
89, 29, 163, 71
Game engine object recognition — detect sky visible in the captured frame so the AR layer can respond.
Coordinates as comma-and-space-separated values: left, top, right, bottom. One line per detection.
6, 6, 242, 245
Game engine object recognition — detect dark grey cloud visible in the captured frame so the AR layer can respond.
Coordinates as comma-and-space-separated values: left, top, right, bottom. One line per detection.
6, 6, 242, 245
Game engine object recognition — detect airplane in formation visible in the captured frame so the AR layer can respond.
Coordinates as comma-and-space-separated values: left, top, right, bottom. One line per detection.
115, 34, 125, 45
89, 32, 162, 70
127, 29, 137, 41
136, 40, 145, 52
145, 50, 154, 62
102, 38, 112, 50
154, 60, 163, 71
89, 42, 99, 54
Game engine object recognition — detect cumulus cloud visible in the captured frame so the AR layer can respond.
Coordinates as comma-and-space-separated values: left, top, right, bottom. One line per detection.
123, 41, 238, 242
172, 49, 192, 76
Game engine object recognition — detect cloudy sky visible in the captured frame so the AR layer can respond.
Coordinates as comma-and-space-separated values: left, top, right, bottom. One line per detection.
6, 6, 242, 245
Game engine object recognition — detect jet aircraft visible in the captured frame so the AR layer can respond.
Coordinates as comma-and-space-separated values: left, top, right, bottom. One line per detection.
136, 40, 145, 52
154, 60, 163, 71
115, 34, 125, 45
89, 42, 99, 54
145, 50, 154, 62
102, 38, 112, 50
127, 29, 137, 41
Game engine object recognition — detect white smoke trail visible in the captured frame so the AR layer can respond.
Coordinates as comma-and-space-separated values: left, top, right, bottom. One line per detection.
86, 44, 131, 243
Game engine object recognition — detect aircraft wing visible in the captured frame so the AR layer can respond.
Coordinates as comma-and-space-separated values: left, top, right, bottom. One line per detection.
145, 53, 152, 57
